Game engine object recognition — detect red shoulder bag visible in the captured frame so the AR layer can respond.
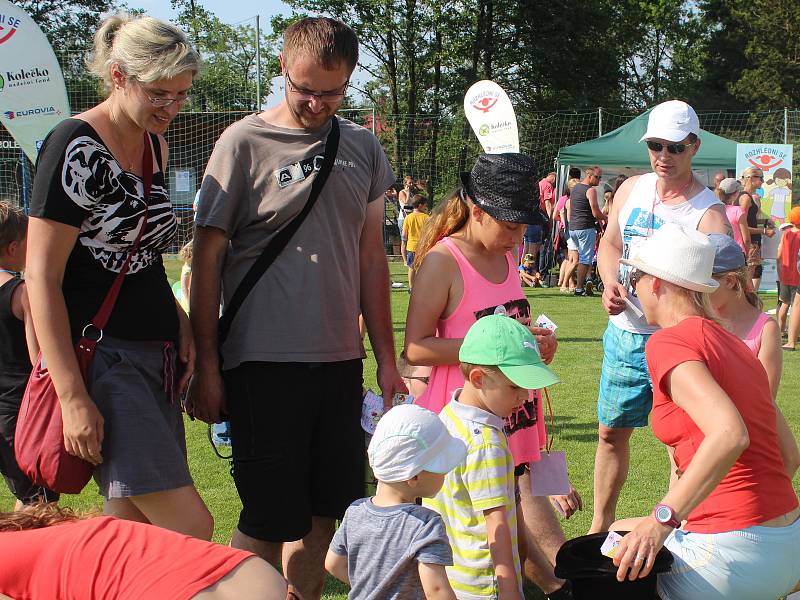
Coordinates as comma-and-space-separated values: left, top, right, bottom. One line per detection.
15, 134, 153, 493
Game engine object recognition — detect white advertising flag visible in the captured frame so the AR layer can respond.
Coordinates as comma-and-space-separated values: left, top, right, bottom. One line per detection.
0, 0, 69, 162
464, 80, 519, 154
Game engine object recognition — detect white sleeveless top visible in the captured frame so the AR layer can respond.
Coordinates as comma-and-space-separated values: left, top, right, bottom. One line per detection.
612, 172, 721, 334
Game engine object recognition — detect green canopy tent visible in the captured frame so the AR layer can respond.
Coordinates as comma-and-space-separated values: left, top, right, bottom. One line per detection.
556, 108, 738, 177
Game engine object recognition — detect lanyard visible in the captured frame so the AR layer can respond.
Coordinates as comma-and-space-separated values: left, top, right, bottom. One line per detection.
0, 269, 19, 276
544, 388, 556, 453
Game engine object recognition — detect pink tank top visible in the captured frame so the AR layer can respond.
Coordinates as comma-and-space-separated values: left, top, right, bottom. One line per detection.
743, 312, 771, 355
415, 237, 546, 465
725, 205, 747, 253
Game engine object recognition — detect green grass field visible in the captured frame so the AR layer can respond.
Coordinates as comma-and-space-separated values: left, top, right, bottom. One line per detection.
3, 258, 798, 599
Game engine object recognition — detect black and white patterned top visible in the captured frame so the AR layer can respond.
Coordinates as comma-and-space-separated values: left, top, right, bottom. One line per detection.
31, 119, 178, 341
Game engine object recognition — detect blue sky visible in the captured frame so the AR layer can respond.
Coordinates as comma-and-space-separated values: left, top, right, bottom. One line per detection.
128, 0, 371, 107
130, 0, 293, 32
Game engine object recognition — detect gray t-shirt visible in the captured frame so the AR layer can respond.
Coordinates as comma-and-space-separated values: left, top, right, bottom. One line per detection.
196, 114, 394, 367
330, 498, 453, 600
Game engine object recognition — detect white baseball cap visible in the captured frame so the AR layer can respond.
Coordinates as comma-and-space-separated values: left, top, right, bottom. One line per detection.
368, 404, 467, 483
640, 100, 700, 143
718, 178, 742, 195
619, 222, 718, 292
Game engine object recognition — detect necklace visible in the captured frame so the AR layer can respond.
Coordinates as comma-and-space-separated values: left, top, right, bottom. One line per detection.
106, 102, 143, 172
657, 175, 695, 202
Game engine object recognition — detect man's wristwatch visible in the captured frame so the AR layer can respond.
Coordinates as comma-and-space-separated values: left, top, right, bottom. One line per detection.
652, 503, 680, 528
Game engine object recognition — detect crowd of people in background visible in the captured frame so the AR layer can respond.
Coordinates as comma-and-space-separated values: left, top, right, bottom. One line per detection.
0, 12, 797, 600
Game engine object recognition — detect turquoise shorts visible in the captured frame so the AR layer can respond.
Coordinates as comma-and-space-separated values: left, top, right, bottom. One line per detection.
597, 322, 652, 428
658, 518, 800, 600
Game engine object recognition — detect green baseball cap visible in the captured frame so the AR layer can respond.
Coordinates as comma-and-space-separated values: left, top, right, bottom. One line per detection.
459, 314, 560, 390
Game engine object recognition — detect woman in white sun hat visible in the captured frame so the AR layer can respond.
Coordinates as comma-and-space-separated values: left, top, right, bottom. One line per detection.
608, 223, 800, 600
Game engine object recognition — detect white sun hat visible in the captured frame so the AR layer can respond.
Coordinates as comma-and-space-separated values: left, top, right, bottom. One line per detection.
619, 223, 719, 292
368, 404, 467, 483
639, 100, 700, 143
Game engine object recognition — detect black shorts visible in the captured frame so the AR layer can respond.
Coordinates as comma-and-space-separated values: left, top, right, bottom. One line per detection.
224, 359, 365, 542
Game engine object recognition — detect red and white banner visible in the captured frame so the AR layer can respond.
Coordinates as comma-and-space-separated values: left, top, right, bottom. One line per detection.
0, 0, 70, 162
464, 80, 519, 154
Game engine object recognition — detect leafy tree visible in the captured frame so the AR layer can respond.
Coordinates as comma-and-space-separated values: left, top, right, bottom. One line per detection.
729, 0, 800, 110
171, 0, 279, 111
11, 0, 118, 48
616, 0, 706, 108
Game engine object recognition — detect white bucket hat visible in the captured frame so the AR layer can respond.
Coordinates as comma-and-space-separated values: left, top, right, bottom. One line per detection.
640, 100, 700, 143
619, 223, 718, 292
368, 404, 467, 483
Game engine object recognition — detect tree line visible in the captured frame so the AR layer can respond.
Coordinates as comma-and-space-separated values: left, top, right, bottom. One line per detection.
13, 0, 800, 194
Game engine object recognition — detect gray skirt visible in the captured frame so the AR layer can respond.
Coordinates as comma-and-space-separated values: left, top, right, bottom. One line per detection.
85, 335, 193, 499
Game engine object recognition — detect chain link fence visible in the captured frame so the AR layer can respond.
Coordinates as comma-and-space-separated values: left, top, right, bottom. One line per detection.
3, 43, 800, 253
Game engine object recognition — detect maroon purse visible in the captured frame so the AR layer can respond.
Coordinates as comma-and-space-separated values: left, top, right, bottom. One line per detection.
15, 135, 153, 494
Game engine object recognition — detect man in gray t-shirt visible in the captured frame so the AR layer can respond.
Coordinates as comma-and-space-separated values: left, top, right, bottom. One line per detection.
186, 18, 405, 600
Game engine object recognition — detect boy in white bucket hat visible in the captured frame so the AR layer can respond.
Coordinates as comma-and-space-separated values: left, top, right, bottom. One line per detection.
590, 99, 730, 533
325, 403, 466, 598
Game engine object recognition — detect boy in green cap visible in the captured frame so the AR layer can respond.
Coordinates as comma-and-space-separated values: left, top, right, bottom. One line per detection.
424, 314, 560, 600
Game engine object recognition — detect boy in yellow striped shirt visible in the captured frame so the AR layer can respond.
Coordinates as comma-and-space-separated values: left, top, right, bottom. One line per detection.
425, 315, 560, 600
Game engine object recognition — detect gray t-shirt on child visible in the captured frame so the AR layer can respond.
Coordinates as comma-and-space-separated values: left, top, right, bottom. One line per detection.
196, 114, 394, 368
330, 498, 453, 600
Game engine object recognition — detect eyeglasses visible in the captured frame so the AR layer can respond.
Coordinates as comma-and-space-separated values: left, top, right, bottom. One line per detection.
645, 141, 693, 154
285, 71, 349, 102
140, 86, 190, 108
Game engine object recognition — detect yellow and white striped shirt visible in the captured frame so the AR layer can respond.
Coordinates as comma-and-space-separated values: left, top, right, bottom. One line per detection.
424, 393, 520, 599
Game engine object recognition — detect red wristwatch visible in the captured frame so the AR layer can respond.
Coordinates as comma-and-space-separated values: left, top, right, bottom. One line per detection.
652, 503, 680, 528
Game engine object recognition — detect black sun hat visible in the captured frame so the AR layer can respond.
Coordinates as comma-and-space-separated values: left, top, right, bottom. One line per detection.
459, 153, 543, 225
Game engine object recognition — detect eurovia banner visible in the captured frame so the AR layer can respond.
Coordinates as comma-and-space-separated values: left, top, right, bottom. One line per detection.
464, 80, 519, 154
0, 0, 70, 162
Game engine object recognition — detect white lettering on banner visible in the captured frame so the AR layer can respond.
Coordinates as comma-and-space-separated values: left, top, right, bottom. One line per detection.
0, 0, 71, 161
464, 80, 519, 153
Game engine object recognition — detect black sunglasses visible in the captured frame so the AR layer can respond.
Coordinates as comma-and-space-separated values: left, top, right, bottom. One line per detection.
645, 140, 693, 154
629, 268, 645, 289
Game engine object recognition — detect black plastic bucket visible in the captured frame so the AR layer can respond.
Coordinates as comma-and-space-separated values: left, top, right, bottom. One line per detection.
554, 532, 674, 599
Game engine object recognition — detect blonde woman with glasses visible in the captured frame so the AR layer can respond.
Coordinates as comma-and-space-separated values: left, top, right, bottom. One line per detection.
738, 166, 775, 290
26, 15, 212, 539
610, 223, 799, 600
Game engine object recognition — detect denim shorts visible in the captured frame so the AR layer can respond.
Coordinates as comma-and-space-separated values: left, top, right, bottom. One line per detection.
524, 224, 544, 244
597, 322, 652, 428
566, 236, 578, 252
569, 227, 597, 265
658, 517, 800, 600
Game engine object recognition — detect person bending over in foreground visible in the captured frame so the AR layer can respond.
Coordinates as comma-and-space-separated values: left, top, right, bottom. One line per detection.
610, 223, 799, 600
0, 504, 299, 600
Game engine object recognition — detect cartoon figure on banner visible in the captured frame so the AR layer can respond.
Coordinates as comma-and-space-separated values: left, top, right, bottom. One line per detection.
764, 168, 792, 223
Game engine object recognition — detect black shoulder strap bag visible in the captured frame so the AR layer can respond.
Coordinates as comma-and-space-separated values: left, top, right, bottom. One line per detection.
217, 116, 341, 353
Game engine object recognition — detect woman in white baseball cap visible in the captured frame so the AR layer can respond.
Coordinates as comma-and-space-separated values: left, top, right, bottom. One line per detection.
610, 223, 800, 600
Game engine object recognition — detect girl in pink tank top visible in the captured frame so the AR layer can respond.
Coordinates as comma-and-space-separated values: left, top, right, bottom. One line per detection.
404, 153, 581, 595
709, 236, 800, 475
717, 187, 751, 254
